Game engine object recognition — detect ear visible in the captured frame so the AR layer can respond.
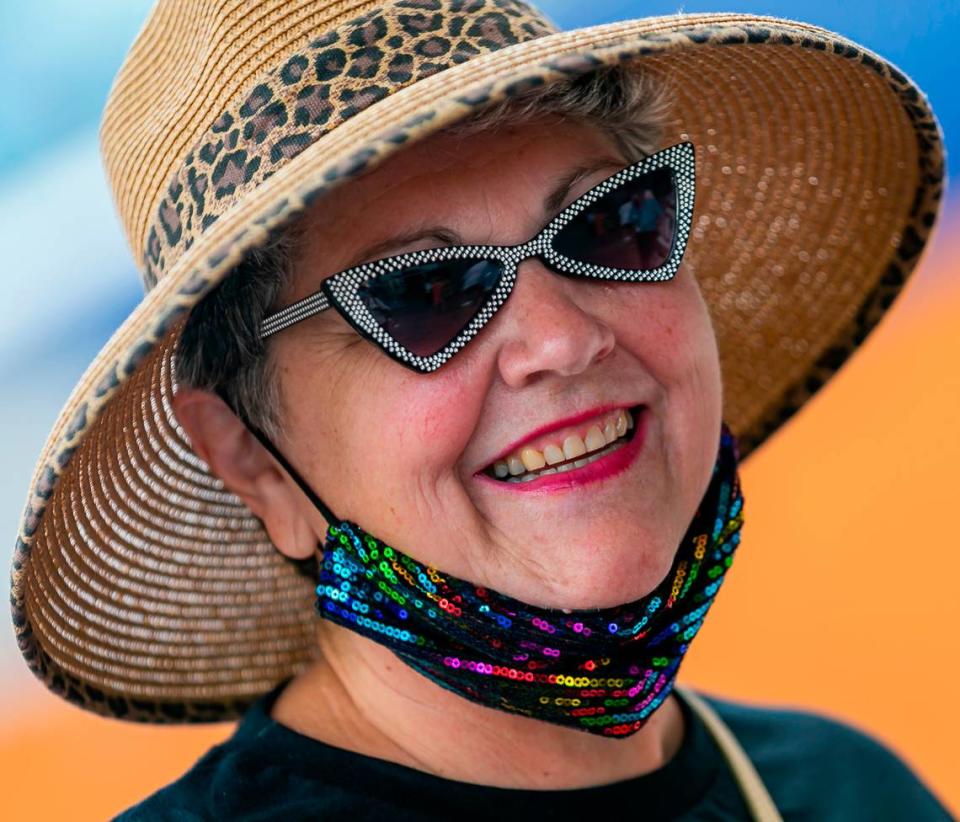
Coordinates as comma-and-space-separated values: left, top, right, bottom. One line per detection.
172, 386, 319, 560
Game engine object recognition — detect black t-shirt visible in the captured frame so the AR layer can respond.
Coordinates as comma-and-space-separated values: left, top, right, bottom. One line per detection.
114, 678, 953, 821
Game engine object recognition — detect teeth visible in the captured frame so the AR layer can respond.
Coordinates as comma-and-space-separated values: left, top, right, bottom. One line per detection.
563, 435, 587, 460
584, 425, 605, 451
615, 411, 628, 438
603, 421, 617, 444
488, 407, 642, 482
503, 442, 623, 482
544, 444, 565, 465
520, 447, 546, 471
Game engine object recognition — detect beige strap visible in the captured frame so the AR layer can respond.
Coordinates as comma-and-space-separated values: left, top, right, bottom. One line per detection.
674, 686, 784, 822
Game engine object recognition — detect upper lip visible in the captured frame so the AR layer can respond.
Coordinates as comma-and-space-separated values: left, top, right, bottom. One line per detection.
475, 402, 644, 474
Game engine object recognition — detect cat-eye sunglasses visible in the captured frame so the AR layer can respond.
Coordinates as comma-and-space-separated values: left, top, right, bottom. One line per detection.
259, 140, 695, 373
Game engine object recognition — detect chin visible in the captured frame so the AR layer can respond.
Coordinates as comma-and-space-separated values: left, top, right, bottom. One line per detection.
530, 545, 679, 611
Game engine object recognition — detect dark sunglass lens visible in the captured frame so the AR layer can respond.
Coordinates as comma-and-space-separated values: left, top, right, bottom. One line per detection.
356, 258, 503, 358
553, 166, 677, 272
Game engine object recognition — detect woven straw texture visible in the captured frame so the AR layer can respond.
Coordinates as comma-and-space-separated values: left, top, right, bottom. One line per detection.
10, 0, 945, 723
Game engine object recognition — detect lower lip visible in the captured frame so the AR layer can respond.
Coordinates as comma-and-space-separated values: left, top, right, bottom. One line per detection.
476, 407, 649, 494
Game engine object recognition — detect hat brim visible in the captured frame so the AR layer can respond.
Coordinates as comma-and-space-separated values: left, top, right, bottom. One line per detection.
11, 12, 945, 722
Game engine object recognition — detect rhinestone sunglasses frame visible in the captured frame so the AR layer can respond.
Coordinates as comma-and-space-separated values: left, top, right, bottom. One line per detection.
259, 140, 695, 373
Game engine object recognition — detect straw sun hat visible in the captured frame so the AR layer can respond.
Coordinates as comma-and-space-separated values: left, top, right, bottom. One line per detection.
10, 0, 944, 724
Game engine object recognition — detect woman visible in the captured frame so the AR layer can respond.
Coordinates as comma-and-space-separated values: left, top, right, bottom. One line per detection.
9, 1, 951, 819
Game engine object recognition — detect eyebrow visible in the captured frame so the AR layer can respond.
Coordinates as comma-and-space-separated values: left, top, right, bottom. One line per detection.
342, 155, 626, 269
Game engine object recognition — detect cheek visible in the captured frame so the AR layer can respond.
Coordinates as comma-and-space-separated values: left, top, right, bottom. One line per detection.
312, 355, 489, 487
614, 282, 721, 426
387, 369, 488, 477
280, 317, 488, 481
608, 283, 691, 366
276, 334, 388, 476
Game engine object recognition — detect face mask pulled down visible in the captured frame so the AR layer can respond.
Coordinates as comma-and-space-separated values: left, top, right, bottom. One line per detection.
310, 420, 745, 739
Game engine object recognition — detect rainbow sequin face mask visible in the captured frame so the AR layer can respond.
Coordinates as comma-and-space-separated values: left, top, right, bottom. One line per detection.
310, 420, 745, 739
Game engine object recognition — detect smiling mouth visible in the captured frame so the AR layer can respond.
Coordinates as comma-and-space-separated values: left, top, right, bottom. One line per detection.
483, 405, 644, 483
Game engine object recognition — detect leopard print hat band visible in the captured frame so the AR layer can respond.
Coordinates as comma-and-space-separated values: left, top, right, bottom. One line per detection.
10, 0, 945, 723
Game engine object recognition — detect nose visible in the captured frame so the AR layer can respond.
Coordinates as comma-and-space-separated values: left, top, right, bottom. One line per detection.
494, 259, 616, 388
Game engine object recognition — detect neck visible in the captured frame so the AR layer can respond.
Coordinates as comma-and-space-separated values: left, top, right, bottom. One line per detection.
270, 622, 686, 790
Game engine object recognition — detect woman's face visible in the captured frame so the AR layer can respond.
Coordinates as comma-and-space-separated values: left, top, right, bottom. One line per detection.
271, 113, 723, 610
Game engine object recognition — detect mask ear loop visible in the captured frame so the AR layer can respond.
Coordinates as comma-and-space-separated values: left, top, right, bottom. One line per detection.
211, 387, 341, 526
245, 423, 340, 527
244, 421, 340, 583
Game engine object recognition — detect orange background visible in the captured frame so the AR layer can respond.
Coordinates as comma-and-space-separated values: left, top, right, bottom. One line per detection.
3, 211, 958, 819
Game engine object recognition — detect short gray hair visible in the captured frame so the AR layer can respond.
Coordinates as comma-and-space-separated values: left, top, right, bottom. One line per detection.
174, 64, 674, 437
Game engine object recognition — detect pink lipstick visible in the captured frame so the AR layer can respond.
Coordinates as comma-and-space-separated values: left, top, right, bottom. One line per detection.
476, 405, 649, 493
